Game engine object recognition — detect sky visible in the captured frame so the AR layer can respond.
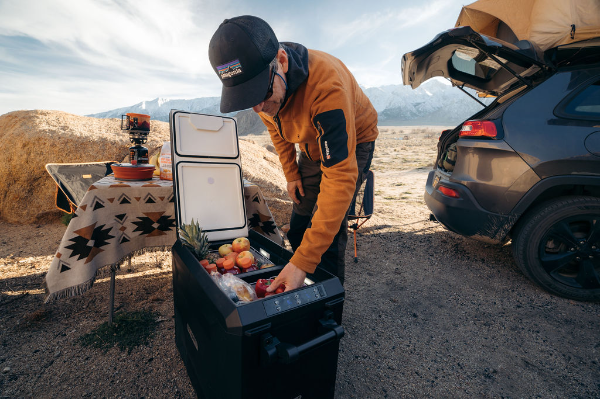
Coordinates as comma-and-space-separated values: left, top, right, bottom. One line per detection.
0, 0, 467, 116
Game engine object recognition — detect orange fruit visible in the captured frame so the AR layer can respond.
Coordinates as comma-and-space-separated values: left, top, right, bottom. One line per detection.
237, 256, 252, 269
223, 259, 234, 270
205, 264, 217, 273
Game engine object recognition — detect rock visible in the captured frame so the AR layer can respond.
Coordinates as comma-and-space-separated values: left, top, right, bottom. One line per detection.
264, 144, 278, 155
2, 366, 10, 373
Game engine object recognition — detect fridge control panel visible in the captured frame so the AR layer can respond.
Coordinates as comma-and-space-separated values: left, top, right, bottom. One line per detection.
263, 284, 327, 316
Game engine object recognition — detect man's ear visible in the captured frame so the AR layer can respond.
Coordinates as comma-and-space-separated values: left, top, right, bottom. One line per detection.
278, 48, 289, 73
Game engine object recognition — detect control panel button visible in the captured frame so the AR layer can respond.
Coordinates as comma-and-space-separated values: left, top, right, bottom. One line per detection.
263, 284, 328, 316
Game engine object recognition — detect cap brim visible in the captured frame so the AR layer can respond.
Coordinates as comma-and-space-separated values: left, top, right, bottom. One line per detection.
219, 66, 271, 113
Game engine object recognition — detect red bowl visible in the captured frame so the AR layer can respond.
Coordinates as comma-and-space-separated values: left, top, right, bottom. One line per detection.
111, 163, 155, 180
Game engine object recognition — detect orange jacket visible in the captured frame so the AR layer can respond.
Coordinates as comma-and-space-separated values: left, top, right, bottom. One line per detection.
259, 44, 378, 273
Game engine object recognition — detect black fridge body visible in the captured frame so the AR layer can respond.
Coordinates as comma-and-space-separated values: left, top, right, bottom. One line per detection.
170, 110, 345, 399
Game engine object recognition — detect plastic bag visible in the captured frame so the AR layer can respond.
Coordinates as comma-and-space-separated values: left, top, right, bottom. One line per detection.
216, 273, 257, 303
209, 272, 237, 302
159, 142, 172, 180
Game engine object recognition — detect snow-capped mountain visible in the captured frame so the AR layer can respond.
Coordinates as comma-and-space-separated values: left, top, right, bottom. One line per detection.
89, 96, 225, 122
87, 79, 492, 135
362, 79, 492, 125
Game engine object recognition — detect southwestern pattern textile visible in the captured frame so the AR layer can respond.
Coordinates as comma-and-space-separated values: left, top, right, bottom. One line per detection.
45, 176, 282, 301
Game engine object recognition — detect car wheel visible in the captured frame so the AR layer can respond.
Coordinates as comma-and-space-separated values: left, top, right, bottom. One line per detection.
512, 196, 600, 302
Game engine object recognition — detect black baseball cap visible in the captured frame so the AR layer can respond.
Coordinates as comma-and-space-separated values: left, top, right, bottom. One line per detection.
209, 16, 280, 113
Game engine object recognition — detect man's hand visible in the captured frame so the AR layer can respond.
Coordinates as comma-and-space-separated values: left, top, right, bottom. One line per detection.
287, 179, 305, 205
267, 262, 306, 293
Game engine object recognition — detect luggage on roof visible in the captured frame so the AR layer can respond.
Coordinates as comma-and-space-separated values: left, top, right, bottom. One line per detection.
456, 0, 600, 51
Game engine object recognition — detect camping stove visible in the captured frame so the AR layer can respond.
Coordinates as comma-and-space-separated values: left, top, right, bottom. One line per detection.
121, 113, 151, 165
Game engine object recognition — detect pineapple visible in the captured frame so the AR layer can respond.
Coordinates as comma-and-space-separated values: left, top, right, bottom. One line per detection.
179, 218, 210, 261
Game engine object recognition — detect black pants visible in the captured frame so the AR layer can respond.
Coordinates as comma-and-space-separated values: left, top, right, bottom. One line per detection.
287, 141, 375, 284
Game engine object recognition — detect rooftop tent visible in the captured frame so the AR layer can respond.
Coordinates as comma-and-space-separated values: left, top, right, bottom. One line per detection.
455, 0, 532, 43
456, 0, 600, 51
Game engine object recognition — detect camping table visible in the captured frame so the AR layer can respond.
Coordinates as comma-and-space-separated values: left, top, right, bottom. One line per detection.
45, 175, 283, 322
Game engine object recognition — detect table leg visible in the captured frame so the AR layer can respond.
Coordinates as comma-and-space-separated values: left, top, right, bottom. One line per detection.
108, 266, 116, 325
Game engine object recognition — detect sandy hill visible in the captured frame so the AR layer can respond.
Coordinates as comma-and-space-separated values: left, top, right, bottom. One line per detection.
0, 110, 290, 225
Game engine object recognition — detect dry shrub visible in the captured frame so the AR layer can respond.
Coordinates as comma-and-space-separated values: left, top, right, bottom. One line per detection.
20, 307, 52, 329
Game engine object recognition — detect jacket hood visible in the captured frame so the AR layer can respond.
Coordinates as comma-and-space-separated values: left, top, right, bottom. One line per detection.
281, 42, 309, 100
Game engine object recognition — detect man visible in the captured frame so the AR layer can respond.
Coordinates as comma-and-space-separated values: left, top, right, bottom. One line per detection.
209, 15, 378, 292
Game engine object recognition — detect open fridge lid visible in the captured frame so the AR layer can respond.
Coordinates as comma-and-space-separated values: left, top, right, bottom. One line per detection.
170, 110, 248, 242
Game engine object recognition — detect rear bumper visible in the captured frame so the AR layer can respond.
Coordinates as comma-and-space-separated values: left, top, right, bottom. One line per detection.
424, 170, 518, 244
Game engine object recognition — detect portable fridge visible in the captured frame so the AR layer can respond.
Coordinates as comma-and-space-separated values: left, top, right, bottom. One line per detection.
170, 110, 345, 399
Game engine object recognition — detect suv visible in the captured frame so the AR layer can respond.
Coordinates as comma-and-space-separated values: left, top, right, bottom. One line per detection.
402, 26, 600, 302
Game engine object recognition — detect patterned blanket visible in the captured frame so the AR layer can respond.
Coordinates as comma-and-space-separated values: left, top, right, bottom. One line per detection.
45, 176, 282, 301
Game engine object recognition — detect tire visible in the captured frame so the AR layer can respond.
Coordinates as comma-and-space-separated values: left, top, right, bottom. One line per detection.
512, 196, 600, 302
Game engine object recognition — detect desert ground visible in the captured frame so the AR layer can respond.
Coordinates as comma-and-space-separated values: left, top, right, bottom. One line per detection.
1, 126, 599, 398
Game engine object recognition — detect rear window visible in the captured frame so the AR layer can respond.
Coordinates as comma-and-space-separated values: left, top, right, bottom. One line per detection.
562, 79, 600, 118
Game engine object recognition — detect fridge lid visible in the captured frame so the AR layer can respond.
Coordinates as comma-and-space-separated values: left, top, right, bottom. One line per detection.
170, 110, 248, 242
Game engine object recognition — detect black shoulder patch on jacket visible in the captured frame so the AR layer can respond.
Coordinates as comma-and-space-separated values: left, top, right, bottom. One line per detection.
313, 109, 348, 168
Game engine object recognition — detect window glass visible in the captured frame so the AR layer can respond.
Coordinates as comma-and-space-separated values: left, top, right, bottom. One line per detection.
451, 47, 504, 80
564, 80, 600, 118
452, 50, 477, 75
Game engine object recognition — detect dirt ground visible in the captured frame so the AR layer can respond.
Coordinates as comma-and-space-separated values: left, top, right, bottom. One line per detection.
1, 127, 599, 398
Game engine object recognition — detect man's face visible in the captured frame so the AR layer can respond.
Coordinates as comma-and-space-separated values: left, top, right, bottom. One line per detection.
252, 62, 287, 117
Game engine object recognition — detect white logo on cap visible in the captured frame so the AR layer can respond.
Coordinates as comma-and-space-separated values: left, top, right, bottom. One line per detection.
217, 59, 243, 80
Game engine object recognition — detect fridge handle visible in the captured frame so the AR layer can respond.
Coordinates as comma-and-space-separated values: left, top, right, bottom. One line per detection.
275, 310, 344, 365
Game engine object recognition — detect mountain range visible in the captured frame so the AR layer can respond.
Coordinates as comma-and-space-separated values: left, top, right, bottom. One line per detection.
88, 79, 492, 135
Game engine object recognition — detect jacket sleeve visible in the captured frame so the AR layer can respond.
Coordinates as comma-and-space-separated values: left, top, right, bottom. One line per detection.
289, 87, 358, 273
259, 114, 301, 182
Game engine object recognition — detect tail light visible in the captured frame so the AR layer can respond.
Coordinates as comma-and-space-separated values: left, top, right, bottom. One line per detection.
438, 185, 460, 198
459, 120, 497, 138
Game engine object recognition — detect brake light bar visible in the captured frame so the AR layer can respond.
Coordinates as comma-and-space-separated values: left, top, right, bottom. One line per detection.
459, 120, 497, 138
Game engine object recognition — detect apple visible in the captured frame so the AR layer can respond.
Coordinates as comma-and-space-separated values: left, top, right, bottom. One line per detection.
232, 237, 250, 253
218, 244, 233, 257
236, 250, 255, 267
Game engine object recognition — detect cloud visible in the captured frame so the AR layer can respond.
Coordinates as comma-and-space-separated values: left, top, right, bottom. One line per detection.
320, 0, 461, 50
0, 0, 216, 74
0, 0, 469, 116
0, 0, 228, 115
